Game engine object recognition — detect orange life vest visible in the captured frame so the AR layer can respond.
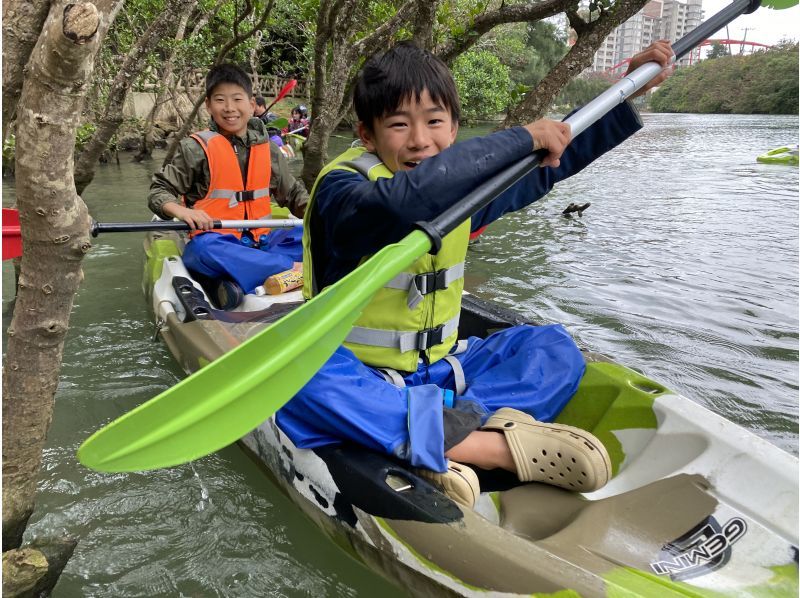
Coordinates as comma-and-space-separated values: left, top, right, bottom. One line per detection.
188, 130, 272, 239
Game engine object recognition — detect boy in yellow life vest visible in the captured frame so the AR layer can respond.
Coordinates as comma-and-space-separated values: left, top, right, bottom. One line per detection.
148, 64, 307, 308
277, 42, 674, 508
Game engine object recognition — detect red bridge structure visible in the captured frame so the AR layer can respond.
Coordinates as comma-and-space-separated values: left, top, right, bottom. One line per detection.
606, 38, 773, 76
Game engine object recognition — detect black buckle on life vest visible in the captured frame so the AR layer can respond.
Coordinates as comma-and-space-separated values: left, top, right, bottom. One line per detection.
415, 269, 448, 295
416, 324, 444, 351
235, 190, 255, 202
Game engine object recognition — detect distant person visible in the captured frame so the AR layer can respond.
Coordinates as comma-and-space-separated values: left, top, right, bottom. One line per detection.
253, 96, 278, 124
286, 104, 310, 138
148, 64, 307, 307
254, 96, 286, 146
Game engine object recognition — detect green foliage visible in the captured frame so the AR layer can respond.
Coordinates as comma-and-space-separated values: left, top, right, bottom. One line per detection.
556, 75, 613, 111
452, 50, 512, 121
706, 41, 730, 60
651, 44, 799, 114
516, 20, 568, 87
75, 123, 98, 151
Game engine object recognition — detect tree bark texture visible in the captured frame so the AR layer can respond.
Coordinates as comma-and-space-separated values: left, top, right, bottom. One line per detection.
2, 1, 101, 552
502, 0, 651, 125
2, 537, 78, 597
1, 0, 51, 140
162, 0, 275, 166
411, 0, 441, 51
73, 0, 196, 193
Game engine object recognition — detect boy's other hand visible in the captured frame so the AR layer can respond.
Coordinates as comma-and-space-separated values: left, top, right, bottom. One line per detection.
524, 119, 571, 168
163, 203, 215, 231
626, 40, 675, 98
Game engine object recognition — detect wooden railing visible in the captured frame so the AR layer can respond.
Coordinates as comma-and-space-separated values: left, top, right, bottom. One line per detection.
180, 70, 308, 100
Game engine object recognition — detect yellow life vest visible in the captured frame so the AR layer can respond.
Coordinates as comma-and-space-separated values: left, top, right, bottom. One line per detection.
303, 146, 470, 372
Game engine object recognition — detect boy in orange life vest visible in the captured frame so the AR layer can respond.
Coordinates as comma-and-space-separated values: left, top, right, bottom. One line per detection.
148, 64, 307, 305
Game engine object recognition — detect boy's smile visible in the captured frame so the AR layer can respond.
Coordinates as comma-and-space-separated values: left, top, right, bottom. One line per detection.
205, 82, 256, 138
358, 90, 458, 173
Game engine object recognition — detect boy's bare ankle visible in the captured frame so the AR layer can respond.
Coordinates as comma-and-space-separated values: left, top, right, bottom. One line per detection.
446, 430, 516, 472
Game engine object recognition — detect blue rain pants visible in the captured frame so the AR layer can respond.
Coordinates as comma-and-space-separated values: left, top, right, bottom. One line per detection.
182, 227, 303, 293
276, 323, 585, 473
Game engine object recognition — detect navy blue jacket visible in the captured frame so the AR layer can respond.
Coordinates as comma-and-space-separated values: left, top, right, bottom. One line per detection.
310, 102, 642, 289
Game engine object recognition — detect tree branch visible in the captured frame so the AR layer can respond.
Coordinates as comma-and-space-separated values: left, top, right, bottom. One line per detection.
436, 0, 577, 64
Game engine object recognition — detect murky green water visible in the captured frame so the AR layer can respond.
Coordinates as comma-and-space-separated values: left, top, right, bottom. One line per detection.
3, 113, 798, 596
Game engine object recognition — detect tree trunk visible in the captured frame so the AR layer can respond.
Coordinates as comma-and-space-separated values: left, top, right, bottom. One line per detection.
133, 4, 197, 163
411, 0, 441, 51
74, 0, 196, 194
502, 0, 650, 125
1, 0, 51, 140
2, 0, 101, 553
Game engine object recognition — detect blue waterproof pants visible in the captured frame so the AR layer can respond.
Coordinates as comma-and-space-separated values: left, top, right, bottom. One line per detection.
182, 228, 303, 293
276, 324, 585, 472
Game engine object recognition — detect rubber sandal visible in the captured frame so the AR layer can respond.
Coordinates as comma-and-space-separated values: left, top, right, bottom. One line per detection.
482, 408, 611, 492
414, 461, 480, 509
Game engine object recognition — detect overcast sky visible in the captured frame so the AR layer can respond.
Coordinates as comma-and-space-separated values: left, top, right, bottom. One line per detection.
700, 0, 799, 45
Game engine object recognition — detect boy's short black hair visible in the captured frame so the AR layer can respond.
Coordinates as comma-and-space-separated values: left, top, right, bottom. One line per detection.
205, 63, 253, 99
354, 41, 460, 131
255, 96, 266, 107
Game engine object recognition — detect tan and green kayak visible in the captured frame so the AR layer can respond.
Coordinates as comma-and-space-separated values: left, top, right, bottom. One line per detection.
143, 228, 798, 597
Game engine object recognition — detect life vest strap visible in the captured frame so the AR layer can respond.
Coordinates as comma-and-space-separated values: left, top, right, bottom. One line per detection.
209, 187, 270, 208
377, 368, 407, 387
385, 262, 465, 309
346, 314, 460, 353
442, 355, 467, 396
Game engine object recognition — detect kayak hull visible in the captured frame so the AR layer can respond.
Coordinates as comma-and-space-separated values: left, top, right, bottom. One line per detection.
143, 230, 799, 597
756, 146, 799, 166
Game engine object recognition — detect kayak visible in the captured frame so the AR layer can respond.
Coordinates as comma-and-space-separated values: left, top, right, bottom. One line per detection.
756, 146, 799, 166
285, 132, 305, 154
143, 227, 798, 597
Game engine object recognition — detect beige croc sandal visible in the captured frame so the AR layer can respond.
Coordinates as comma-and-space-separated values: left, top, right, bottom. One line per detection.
482, 408, 611, 492
414, 460, 480, 508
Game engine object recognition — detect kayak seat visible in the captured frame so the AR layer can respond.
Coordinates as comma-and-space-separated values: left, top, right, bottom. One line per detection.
172, 276, 302, 325
497, 473, 717, 571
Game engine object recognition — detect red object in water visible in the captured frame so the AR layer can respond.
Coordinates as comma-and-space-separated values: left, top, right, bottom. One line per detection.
2, 207, 22, 260
469, 225, 488, 241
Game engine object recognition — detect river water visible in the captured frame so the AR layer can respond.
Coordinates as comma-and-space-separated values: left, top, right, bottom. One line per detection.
2, 113, 798, 597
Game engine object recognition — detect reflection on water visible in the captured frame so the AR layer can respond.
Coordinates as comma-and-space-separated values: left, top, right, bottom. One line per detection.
2, 113, 797, 596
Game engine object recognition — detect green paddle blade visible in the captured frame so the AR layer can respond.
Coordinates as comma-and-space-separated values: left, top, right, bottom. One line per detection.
77, 230, 432, 472
268, 117, 288, 129
761, 0, 797, 8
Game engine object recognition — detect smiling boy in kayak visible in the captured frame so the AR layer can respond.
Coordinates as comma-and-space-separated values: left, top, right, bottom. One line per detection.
277, 42, 673, 507
148, 64, 307, 306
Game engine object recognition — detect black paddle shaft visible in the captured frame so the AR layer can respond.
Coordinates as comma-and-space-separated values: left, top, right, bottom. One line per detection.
418, 0, 762, 251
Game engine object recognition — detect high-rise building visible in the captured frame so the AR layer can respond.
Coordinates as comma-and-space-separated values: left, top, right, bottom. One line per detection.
587, 0, 703, 73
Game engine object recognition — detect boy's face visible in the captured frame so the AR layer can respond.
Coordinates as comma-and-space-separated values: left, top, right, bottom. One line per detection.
358, 89, 458, 173
205, 82, 255, 137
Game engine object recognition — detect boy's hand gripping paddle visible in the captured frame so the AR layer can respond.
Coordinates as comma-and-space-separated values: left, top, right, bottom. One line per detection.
78, 0, 785, 472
